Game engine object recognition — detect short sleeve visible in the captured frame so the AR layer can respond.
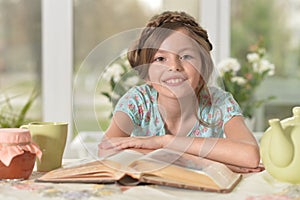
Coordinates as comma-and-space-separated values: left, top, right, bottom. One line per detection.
113, 88, 144, 126
222, 92, 243, 123
211, 87, 243, 125
112, 85, 165, 137
192, 87, 243, 138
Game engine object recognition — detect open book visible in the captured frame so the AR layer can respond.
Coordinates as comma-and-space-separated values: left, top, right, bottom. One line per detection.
37, 149, 242, 193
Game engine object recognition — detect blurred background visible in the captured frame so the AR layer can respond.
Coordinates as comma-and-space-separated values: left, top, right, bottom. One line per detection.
1, 0, 299, 144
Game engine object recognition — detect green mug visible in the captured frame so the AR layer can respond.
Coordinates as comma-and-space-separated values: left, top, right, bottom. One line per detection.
21, 122, 68, 172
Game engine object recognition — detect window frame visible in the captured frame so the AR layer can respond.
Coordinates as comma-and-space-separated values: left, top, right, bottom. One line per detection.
42, 0, 73, 145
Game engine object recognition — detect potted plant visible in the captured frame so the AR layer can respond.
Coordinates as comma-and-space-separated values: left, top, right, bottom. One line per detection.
217, 42, 275, 127
0, 86, 38, 128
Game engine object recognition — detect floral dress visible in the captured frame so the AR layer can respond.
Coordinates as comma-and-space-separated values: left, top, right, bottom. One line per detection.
114, 84, 242, 138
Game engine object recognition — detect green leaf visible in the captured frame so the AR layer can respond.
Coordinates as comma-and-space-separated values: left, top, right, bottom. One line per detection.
0, 86, 39, 128
15, 88, 39, 127
101, 92, 112, 100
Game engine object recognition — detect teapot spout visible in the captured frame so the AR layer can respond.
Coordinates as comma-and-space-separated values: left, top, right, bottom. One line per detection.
268, 119, 294, 167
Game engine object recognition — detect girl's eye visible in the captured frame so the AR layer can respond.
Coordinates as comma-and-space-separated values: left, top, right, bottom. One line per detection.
153, 56, 165, 62
180, 55, 193, 60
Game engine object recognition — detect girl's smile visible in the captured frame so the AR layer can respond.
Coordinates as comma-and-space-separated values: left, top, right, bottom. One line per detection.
162, 74, 188, 86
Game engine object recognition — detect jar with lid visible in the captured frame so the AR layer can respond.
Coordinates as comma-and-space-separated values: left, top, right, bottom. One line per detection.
0, 128, 42, 180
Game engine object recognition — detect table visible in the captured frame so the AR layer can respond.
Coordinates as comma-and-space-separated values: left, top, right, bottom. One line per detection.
1, 161, 299, 200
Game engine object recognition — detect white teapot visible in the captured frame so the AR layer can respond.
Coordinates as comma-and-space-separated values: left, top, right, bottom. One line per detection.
260, 106, 300, 183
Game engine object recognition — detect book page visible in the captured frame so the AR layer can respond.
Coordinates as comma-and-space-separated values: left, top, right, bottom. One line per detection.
37, 160, 122, 181
104, 149, 145, 166
134, 148, 212, 172
146, 149, 241, 189
129, 148, 241, 190
37, 149, 144, 182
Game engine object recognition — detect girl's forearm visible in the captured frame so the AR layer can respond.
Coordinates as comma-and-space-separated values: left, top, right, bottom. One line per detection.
161, 135, 260, 168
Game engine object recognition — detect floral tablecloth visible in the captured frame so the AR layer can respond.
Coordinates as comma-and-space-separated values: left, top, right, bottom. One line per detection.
1, 167, 299, 200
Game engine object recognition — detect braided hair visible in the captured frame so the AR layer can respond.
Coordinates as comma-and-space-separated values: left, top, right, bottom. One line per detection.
147, 11, 212, 51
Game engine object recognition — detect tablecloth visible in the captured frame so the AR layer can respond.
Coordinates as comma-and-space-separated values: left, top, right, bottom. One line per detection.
1, 169, 300, 200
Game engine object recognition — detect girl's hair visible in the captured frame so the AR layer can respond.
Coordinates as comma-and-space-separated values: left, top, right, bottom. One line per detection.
127, 11, 213, 75
127, 11, 218, 128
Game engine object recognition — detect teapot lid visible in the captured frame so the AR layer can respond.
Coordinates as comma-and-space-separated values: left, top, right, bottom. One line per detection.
281, 106, 300, 127
292, 107, 300, 117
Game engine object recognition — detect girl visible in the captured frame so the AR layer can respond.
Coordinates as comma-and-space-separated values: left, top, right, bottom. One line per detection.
98, 11, 261, 172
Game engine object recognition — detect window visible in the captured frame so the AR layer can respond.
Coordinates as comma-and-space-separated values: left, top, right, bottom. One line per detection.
0, 0, 42, 127
230, 0, 300, 131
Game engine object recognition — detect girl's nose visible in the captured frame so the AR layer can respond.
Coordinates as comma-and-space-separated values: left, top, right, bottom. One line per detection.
168, 57, 183, 72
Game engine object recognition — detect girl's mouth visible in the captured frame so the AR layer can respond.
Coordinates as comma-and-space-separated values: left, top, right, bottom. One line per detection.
163, 77, 187, 86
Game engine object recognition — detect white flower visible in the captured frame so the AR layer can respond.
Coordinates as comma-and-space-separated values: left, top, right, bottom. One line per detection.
231, 76, 247, 85
123, 59, 130, 67
217, 58, 241, 76
252, 59, 275, 76
124, 76, 140, 87
267, 65, 275, 76
102, 63, 125, 82
120, 49, 129, 60
247, 52, 260, 63
111, 91, 120, 100
261, 59, 275, 76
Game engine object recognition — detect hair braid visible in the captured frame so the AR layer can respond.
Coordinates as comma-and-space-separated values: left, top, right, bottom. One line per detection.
128, 11, 213, 69
147, 11, 213, 51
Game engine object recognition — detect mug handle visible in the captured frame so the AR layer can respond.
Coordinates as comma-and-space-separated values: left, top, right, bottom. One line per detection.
20, 125, 29, 129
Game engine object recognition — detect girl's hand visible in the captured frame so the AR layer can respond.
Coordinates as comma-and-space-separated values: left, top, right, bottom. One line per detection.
98, 136, 168, 157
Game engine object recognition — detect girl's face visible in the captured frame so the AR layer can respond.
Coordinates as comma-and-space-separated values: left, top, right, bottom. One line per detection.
147, 29, 203, 100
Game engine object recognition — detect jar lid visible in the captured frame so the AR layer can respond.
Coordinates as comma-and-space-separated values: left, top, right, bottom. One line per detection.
0, 128, 31, 143
0, 128, 42, 166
